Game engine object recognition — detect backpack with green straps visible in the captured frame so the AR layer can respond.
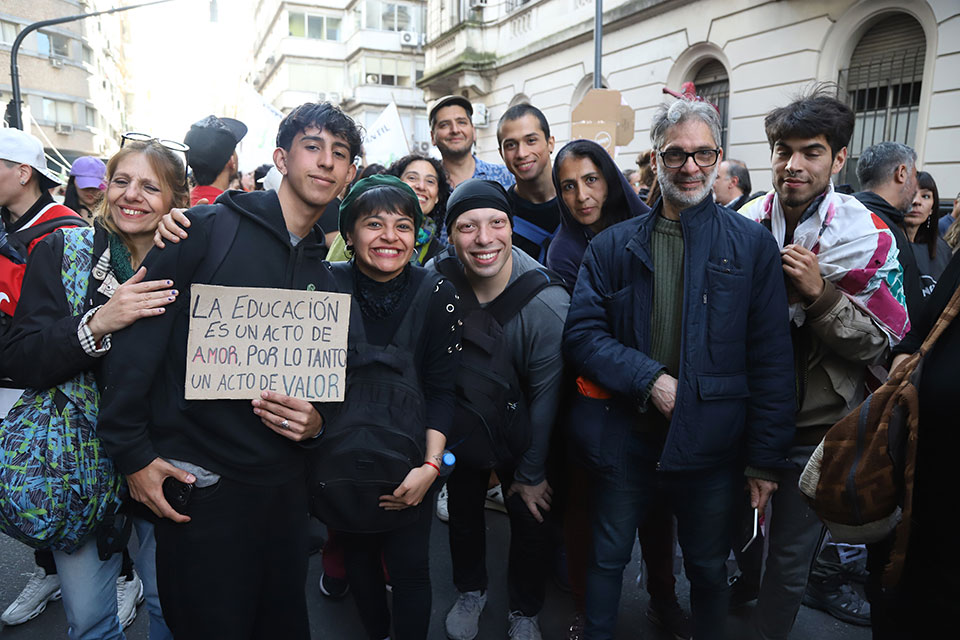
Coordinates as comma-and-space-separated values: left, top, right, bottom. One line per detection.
0, 227, 124, 551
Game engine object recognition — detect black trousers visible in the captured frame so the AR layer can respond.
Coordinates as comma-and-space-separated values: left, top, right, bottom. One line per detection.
341, 486, 437, 640
154, 475, 310, 640
447, 465, 551, 616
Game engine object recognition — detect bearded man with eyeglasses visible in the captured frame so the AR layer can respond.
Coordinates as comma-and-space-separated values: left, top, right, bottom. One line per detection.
562, 97, 795, 640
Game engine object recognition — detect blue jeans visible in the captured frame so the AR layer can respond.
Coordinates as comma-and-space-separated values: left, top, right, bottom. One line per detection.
53, 537, 124, 640
132, 517, 173, 640
585, 432, 736, 640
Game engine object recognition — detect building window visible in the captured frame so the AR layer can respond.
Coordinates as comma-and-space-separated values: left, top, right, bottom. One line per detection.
289, 12, 340, 41
361, 57, 416, 87
37, 31, 71, 58
42, 98, 74, 124
85, 106, 97, 128
1, 20, 20, 45
363, 0, 420, 32
288, 62, 345, 93
691, 59, 729, 152
82, 45, 93, 65
838, 14, 925, 187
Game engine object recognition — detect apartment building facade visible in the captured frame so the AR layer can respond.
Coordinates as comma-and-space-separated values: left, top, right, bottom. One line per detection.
1, 0, 129, 176
419, 0, 960, 195
253, 0, 433, 158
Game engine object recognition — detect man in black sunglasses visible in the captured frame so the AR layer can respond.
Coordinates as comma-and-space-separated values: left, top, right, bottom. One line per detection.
184, 115, 248, 206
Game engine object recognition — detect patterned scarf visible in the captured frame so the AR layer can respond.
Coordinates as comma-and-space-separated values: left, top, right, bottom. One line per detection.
741, 182, 909, 345
107, 232, 136, 284
353, 263, 412, 320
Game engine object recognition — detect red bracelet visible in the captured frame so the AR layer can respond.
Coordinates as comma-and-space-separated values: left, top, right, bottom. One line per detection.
423, 461, 440, 473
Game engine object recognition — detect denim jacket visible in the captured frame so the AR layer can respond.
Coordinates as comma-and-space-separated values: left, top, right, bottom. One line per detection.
562, 195, 796, 473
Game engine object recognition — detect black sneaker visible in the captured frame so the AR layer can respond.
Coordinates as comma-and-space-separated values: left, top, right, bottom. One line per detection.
646, 599, 692, 640
802, 581, 871, 626
728, 574, 759, 609
319, 570, 349, 599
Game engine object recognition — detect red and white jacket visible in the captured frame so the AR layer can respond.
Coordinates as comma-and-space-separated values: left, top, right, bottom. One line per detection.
1, 201, 84, 317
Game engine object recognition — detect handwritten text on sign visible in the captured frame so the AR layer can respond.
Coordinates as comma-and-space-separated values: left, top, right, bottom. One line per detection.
185, 284, 351, 401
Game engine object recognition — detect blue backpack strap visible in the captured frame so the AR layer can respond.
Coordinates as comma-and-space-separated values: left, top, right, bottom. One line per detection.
512, 217, 558, 263
59, 227, 95, 316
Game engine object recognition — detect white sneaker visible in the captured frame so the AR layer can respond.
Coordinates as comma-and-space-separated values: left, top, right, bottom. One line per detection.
484, 484, 507, 513
1, 569, 62, 626
445, 590, 487, 640
436, 484, 450, 522
116, 571, 144, 629
508, 611, 543, 640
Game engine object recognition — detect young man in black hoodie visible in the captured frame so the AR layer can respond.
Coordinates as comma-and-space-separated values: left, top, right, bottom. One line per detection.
97, 103, 360, 639
497, 103, 560, 263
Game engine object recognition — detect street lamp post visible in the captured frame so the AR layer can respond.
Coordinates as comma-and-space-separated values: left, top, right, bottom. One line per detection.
6, 0, 175, 130
594, 0, 602, 88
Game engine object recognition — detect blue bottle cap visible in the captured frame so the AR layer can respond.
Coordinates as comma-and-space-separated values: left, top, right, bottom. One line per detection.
442, 451, 456, 466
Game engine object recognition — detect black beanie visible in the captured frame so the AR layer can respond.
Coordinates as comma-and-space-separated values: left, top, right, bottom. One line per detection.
444, 179, 513, 233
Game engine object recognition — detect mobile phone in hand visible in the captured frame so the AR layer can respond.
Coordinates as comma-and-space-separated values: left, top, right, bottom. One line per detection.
162, 477, 193, 514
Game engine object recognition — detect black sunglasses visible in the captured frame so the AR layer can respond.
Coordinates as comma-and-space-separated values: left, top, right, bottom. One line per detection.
120, 132, 190, 185
658, 148, 721, 169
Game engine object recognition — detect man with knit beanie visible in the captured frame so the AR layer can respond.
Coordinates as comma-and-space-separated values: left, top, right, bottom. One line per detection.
429, 179, 569, 640
563, 98, 795, 640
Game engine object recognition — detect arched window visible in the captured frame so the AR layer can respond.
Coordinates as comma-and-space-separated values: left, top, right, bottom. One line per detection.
691, 59, 729, 152
570, 74, 608, 115
839, 13, 926, 186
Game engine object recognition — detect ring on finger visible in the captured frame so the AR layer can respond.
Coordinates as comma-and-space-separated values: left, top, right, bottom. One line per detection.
281, 419, 290, 430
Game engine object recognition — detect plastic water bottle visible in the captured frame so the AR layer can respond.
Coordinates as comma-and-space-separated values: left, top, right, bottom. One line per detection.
439, 450, 456, 477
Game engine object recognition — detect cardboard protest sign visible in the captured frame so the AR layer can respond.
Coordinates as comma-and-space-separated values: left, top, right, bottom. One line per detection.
185, 284, 351, 401
571, 89, 636, 157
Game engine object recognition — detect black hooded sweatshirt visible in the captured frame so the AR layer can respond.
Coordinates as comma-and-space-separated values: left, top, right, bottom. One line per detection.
854, 190, 924, 323
98, 190, 337, 485
545, 140, 650, 290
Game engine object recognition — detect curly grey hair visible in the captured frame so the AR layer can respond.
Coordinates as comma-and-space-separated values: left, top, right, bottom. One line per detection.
649, 99, 722, 150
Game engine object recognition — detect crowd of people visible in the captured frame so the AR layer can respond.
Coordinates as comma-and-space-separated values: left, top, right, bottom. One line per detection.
0, 82, 957, 640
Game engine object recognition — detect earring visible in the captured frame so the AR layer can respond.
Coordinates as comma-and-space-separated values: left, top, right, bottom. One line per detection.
19, 179, 25, 186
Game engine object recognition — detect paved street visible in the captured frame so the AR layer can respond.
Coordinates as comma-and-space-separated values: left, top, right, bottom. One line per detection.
1, 504, 872, 639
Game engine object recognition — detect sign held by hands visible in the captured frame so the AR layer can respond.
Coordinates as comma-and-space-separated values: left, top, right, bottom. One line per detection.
185, 284, 350, 401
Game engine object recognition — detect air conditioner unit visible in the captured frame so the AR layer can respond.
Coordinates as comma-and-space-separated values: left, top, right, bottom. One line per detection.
54, 123, 74, 135
317, 91, 328, 102
469, 0, 487, 8
400, 31, 418, 47
365, 73, 380, 84
49, 57, 65, 69
472, 102, 489, 127
417, 141, 431, 153
327, 92, 341, 104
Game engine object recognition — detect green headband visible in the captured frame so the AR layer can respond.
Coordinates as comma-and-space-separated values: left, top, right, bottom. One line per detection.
338, 174, 424, 239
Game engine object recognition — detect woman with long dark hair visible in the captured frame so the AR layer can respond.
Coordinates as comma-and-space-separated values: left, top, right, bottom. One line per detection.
905, 171, 952, 296
546, 140, 649, 288
63, 156, 107, 221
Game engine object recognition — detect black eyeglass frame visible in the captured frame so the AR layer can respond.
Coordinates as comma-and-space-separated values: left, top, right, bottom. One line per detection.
120, 132, 190, 186
658, 148, 721, 169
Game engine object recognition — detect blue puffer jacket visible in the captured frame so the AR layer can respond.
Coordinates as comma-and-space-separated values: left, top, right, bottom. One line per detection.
562, 194, 795, 473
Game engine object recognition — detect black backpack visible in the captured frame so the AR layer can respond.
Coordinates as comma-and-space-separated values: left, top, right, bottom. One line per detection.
435, 249, 565, 470
307, 263, 436, 533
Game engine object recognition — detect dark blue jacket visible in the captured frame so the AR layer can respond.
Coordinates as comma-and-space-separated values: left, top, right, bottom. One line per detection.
562, 195, 795, 472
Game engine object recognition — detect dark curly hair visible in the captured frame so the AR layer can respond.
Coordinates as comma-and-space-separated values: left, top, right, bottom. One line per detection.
386, 153, 451, 225
276, 102, 363, 160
